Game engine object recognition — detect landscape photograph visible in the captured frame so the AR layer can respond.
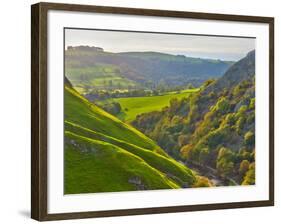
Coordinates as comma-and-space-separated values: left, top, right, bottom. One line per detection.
64, 28, 256, 194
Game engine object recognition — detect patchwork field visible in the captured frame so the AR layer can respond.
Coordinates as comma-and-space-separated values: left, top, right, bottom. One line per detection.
66, 65, 138, 94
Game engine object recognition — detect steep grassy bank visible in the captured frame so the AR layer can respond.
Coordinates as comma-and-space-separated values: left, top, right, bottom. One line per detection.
64, 81, 198, 194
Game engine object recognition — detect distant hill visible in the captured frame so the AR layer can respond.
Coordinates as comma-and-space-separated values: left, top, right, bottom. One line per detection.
132, 51, 255, 185
204, 50, 255, 93
65, 46, 234, 92
64, 77, 199, 194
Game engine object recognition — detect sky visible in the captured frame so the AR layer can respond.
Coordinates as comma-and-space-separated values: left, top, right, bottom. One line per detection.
65, 28, 255, 61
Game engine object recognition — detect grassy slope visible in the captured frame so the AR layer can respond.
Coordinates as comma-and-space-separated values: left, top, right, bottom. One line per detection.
64, 85, 197, 194
103, 89, 199, 122
65, 132, 179, 194
65, 86, 164, 155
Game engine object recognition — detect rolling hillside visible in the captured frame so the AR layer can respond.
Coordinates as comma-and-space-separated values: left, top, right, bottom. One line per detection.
64, 78, 198, 194
65, 46, 234, 93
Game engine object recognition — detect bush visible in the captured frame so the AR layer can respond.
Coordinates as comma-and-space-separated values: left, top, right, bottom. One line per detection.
102, 102, 121, 115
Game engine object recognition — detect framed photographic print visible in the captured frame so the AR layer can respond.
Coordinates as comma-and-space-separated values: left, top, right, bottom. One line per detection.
31, 2, 274, 221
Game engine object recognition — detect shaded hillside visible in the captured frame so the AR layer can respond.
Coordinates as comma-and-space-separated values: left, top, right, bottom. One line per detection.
64, 78, 201, 194
132, 51, 255, 185
204, 50, 255, 93
65, 46, 233, 91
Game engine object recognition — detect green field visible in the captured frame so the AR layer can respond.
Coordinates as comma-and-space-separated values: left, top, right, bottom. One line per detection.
101, 89, 199, 122
66, 65, 137, 94
64, 82, 197, 194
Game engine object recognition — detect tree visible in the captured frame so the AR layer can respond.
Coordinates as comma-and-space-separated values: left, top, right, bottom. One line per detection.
204, 129, 225, 148
202, 79, 215, 88
102, 102, 122, 115
192, 176, 212, 187
216, 147, 234, 176
213, 97, 230, 114
178, 135, 189, 147
199, 147, 209, 165
235, 116, 246, 134
239, 160, 250, 176
169, 98, 180, 112
249, 98, 255, 110
217, 147, 233, 161
242, 162, 255, 185
237, 105, 248, 116
220, 113, 236, 128
244, 131, 255, 147
180, 144, 193, 159
217, 158, 234, 176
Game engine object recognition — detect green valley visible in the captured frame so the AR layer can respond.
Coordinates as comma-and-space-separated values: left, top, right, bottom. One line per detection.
99, 88, 199, 122
63, 37, 255, 194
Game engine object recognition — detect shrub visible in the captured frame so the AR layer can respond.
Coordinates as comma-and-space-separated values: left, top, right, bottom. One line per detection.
102, 102, 121, 115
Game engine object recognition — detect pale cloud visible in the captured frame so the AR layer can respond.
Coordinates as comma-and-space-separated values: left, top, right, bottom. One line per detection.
65, 28, 255, 61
